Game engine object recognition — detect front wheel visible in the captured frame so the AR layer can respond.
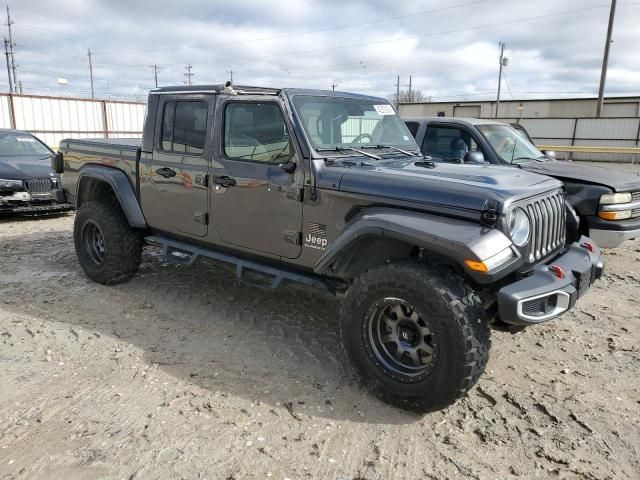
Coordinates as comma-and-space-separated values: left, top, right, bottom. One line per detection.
74, 200, 143, 285
340, 262, 490, 412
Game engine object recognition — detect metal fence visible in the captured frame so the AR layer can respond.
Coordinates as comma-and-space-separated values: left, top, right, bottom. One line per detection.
495, 117, 640, 162
0, 93, 146, 148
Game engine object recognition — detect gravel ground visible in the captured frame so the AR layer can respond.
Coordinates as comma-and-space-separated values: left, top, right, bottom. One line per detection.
1, 184, 639, 479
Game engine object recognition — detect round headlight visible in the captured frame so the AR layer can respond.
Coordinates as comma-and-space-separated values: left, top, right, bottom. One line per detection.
509, 207, 530, 247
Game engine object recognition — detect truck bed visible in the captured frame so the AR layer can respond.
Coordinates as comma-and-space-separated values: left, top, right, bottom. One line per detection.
58, 137, 142, 204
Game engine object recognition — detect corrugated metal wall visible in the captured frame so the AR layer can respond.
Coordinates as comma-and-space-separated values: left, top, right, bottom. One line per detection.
507, 117, 640, 161
0, 93, 146, 148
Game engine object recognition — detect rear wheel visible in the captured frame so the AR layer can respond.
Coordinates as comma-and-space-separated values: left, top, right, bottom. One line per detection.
74, 200, 143, 285
340, 261, 490, 412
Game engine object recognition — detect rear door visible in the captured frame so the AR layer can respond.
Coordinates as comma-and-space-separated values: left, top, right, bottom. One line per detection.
140, 95, 213, 237
209, 96, 303, 259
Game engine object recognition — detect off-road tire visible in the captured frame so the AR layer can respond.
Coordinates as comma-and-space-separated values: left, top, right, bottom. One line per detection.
74, 200, 143, 285
340, 261, 490, 412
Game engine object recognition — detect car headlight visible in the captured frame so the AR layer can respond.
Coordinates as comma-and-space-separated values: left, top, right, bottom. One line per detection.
0, 178, 23, 190
509, 207, 531, 247
599, 192, 632, 205
598, 192, 634, 220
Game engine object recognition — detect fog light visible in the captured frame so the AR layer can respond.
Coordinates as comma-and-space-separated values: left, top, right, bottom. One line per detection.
543, 295, 557, 314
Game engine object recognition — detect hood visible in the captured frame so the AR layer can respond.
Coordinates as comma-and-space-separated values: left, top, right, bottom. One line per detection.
520, 161, 640, 192
331, 159, 562, 214
0, 155, 56, 180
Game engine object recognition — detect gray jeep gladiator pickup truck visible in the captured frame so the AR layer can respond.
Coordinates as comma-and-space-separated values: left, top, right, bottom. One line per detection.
55, 85, 604, 412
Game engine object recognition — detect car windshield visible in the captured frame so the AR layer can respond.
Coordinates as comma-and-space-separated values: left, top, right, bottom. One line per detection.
0, 132, 51, 157
291, 95, 418, 154
477, 124, 545, 163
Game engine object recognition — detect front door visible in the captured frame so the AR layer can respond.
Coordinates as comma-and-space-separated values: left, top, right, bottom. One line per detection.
140, 96, 212, 237
210, 97, 303, 259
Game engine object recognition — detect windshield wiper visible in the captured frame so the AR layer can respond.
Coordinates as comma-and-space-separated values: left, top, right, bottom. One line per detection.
316, 146, 381, 160
362, 144, 419, 157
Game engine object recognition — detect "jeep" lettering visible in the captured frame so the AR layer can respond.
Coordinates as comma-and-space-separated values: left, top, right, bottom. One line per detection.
305, 233, 328, 248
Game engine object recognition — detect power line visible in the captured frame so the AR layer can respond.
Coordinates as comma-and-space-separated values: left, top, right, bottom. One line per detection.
16, 0, 497, 56
161, 5, 615, 67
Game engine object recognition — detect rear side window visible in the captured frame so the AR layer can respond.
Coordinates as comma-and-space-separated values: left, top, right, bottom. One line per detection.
224, 102, 292, 163
160, 101, 208, 154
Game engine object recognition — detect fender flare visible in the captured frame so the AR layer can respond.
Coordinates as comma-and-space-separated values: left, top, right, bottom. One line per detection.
313, 207, 520, 283
76, 165, 147, 229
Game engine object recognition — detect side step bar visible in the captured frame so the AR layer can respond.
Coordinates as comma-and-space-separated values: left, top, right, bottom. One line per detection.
145, 235, 333, 292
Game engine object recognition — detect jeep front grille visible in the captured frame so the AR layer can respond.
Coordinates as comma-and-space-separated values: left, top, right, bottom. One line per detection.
524, 190, 566, 263
25, 178, 53, 194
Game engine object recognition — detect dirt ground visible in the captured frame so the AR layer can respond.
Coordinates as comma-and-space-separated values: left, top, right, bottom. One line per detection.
1, 177, 640, 479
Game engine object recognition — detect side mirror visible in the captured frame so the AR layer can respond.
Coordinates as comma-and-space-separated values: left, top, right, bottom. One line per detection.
51, 151, 64, 173
464, 151, 485, 164
541, 150, 556, 159
279, 161, 296, 174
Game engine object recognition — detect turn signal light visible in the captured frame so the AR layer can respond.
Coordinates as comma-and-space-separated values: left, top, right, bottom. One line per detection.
599, 211, 632, 220
464, 259, 489, 273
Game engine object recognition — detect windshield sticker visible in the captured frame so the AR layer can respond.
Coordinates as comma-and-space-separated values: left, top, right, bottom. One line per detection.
373, 104, 395, 115
16, 137, 37, 142
403, 135, 409, 141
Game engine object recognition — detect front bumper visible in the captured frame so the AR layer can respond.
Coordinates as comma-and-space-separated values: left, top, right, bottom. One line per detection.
586, 215, 640, 248
0, 189, 73, 214
497, 236, 604, 326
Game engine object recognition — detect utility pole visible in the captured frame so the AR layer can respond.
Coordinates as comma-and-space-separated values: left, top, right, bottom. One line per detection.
331, 82, 337, 92
227, 69, 233, 83
408, 75, 412, 102
495, 42, 505, 118
184, 64, 194, 86
596, 0, 617, 117
150, 64, 161, 87
395, 75, 400, 110
87, 48, 94, 98
3, 37, 12, 93
5, 5, 17, 93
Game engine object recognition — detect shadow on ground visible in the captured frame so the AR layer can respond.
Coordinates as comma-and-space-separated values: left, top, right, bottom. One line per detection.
1, 228, 421, 425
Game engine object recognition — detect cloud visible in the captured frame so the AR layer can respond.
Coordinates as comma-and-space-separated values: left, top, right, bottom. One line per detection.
7, 0, 640, 101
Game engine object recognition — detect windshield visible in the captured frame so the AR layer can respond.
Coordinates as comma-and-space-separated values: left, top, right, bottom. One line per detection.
0, 132, 51, 157
291, 95, 418, 154
477, 124, 545, 163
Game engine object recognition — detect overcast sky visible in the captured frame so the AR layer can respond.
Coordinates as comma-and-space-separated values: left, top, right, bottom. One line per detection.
5, 0, 640, 102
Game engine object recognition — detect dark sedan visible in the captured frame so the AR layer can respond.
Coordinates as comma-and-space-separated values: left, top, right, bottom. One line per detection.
0, 129, 72, 214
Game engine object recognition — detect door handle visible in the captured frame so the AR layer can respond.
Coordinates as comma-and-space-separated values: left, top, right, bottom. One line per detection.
156, 167, 176, 178
214, 176, 236, 187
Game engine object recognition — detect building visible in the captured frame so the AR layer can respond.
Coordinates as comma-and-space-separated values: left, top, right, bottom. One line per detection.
398, 96, 640, 119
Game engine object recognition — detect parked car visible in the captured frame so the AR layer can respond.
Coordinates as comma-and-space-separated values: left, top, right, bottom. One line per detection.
404, 117, 640, 248
0, 129, 72, 215
55, 85, 603, 412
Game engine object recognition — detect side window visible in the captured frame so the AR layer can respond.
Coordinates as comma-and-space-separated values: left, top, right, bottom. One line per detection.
404, 121, 420, 138
224, 102, 292, 163
422, 126, 481, 162
160, 101, 208, 155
